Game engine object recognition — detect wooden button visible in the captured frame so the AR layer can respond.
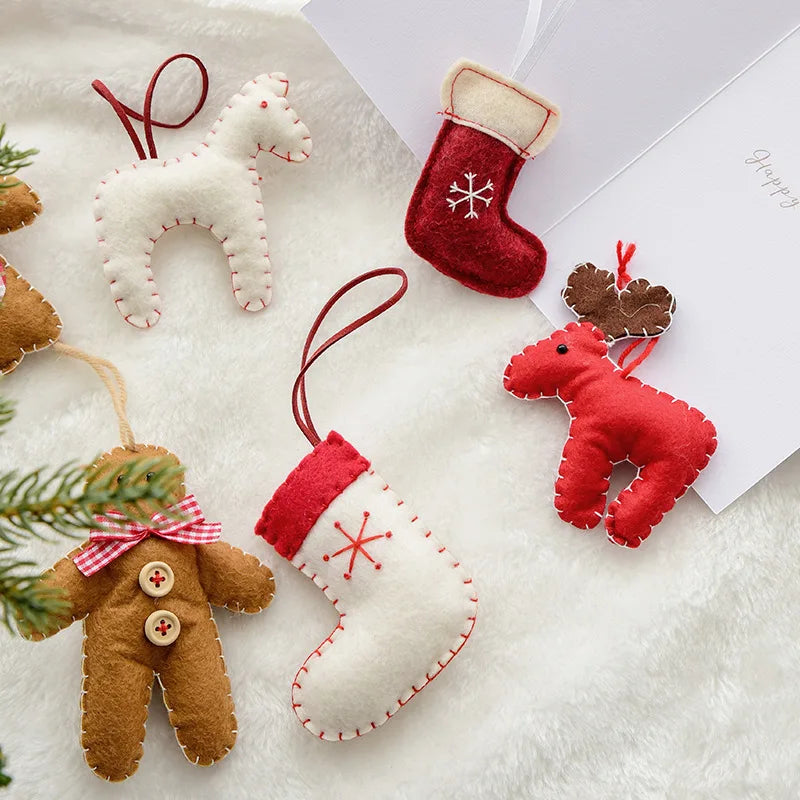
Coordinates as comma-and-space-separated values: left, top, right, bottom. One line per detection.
138, 561, 174, 597
144, 610, 180, 646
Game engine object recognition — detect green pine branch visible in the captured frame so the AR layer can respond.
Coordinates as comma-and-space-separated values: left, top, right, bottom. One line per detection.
0, 124, 37, 187
0, 456, 183, 548
0, 397, 184, 637
0, 750, 10, 788
0, 398, 12, 430
0, 558, 69, 640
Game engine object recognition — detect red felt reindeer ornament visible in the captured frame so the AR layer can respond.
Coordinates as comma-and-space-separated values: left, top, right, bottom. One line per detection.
504, 243, 717, 548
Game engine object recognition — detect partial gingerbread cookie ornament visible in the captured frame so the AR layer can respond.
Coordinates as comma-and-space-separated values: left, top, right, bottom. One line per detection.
504, 243, 717, 548
405, 59, 560, 297
255, 269, 477, 741
22, 444, 275, 782
92, 54, 312, 328
0, 170, 64, 374
0, 258, 62, 374
0, 176, 41, 233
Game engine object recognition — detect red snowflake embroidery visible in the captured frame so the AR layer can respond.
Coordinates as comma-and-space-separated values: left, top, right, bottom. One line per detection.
323, 511, 392, 580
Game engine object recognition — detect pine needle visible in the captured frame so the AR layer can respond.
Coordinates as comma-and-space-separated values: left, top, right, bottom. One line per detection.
0, 749, 10, 787
0, 124, 38, 185
0, 457, 185, 547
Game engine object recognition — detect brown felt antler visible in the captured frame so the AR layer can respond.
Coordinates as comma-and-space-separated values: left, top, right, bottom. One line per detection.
562, 262, 676, 342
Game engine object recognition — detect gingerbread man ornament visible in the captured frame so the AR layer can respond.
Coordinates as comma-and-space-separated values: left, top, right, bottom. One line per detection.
22, 444, 275, 782
0, 176, 63, 374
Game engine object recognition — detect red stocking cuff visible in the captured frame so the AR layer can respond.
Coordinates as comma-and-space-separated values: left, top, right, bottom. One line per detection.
255, 431, 370, 559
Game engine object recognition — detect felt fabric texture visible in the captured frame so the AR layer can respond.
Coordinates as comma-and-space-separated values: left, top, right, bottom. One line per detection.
563, 262, 676, 341
95, 72, 312, 329
441, 59, 560, 158
92, 443, 186, 508
21, 445, 275, 782
5, 2, 800, 796
0, 177, 42, 234
405, 61, 560, 298
74, 493, 223, 576
256, 431, 476, 741
260, 430, 370, 560
504, 322, 717, 548
0, 260, 62, 374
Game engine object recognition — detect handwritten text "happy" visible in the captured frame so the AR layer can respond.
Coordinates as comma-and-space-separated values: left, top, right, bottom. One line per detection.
744, 150, 799, 210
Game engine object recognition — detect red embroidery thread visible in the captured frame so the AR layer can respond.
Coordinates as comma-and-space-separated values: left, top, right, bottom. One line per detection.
322, 512, 390, 580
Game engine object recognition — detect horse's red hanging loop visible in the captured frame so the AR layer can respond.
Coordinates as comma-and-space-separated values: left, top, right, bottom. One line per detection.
292, 268, 409, 446
92, 53, 210, 160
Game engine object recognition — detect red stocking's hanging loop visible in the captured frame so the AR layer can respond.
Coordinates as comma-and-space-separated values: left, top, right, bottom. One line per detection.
92, 53, 210, 160
292, 268, 409, 446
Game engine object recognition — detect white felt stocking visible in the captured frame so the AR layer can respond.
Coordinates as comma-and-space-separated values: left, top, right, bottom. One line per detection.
256, 431, 477, 741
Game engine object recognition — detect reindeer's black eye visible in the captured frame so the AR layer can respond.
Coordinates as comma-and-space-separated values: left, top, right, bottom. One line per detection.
145, 472, 155, 482
556, 344, 568, 354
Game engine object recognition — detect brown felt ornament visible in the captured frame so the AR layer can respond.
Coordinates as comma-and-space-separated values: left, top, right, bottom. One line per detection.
0, 259, 63, 373
20, 359, 276, 782
0, 176, 42, 233
562, 243, 676, 342
0, 177, 65, 374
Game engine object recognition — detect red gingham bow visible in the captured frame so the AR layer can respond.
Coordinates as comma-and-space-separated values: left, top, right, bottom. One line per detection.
73, 494, 221, 576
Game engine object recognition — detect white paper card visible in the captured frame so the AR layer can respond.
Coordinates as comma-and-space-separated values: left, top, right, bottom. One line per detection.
304, 0, 800, 233
509, 0, 800, 231
303, 0, 530, 160
534, 25, 800, 512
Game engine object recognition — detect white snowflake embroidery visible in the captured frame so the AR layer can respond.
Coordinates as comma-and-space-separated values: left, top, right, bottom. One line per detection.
447, 172, 493, 219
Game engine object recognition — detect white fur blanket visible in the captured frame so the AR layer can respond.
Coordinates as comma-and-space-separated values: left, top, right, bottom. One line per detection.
2, 0, 799, 797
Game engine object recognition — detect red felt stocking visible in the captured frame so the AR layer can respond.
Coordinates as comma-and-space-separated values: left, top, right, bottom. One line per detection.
405, 59, 560, 298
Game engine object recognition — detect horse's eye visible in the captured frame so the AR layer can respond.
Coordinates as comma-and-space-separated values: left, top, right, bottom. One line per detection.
556, 344, 568, 354
260, 100, 268, 109
117, 474, 126, 485
145, 472, 155, 482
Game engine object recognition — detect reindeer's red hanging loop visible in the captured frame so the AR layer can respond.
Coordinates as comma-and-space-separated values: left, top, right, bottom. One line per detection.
617, 337, 658, 378
611, 239, 657, 375
615, 240, 637, 289
92, 53, 210, 160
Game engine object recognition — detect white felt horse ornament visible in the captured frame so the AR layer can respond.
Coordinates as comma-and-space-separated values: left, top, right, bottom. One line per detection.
93, 57, 312, 329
